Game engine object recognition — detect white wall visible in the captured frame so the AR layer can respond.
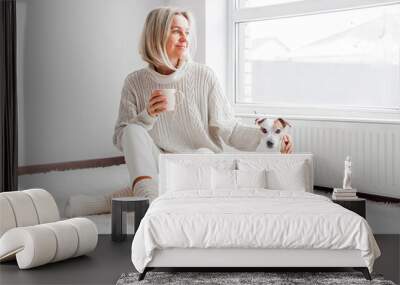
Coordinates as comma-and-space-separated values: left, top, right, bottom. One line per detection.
205, 0, 228, 96
16, 0, 165, 165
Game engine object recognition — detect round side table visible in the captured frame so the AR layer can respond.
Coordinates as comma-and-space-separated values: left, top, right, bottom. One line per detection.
111, 197, 149, 242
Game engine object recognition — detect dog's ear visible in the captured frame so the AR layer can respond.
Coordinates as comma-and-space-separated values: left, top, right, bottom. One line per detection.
277, 118, 292, 128
255, 118, 266, 126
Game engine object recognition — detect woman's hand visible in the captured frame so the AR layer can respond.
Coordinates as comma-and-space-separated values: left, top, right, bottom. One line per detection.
147, 90, 168, 117
280, 134, 294, 154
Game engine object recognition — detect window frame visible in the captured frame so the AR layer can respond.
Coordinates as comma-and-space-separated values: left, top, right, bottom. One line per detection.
227, 0, 400, 123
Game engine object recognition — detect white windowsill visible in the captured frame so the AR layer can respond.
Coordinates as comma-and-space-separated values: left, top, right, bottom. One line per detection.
234, 103, 400, 124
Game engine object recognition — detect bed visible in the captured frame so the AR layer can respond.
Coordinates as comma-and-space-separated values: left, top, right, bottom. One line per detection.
131, 153, 380, 280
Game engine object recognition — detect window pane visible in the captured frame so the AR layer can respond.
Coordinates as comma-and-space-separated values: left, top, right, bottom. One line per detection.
238, 0, 304, 9
237, 5, 400, 109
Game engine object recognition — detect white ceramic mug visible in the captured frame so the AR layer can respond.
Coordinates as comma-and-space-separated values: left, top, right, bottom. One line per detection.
159, 89, 177, 111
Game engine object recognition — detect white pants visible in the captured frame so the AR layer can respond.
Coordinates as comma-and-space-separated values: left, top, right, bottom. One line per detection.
121, 124, 215, 199
121, 124, 163, 189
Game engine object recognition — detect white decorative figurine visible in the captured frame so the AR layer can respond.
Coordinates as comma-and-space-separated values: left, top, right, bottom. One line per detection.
342, 156, 352, 190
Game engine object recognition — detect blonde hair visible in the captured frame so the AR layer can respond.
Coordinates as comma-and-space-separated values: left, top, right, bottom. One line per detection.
139, 7, 196, 71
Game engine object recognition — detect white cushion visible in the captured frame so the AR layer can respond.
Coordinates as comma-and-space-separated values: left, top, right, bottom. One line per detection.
82, 213, 135, 235
166, 162, 212, 192
65, 194, 109, 218
238, 157, 312, 192
211, 169, 268, 191
65, 187, 134, 218
236, 169, 267, 189
266, 161, 307, 191
161, 156, 235, 194
212, 168, 236, 191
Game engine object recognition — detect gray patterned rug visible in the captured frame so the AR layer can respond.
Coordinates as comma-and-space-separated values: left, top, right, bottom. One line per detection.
116, 271, 396, 285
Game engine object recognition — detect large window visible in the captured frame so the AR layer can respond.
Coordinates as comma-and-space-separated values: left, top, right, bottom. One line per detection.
231, 0, 400, 121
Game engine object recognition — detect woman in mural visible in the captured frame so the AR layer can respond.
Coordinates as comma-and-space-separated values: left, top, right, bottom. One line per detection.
113, 7, 293, 200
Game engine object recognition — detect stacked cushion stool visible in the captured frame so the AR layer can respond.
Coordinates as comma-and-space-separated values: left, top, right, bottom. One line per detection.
0, 189, 98, 269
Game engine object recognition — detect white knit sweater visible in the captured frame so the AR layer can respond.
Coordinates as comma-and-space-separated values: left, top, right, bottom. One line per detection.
113, 61, 262, 153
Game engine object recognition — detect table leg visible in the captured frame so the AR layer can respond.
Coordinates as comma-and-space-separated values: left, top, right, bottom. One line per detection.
112, 201, 126, 242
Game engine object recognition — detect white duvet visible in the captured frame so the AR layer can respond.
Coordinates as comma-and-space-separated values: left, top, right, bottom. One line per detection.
131, 190, 380, 273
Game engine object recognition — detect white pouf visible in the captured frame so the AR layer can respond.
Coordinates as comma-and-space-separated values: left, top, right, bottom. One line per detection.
0, 189, 98, 269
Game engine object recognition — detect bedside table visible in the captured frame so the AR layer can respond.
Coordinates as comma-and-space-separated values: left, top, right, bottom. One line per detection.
332, 198, 366, 218
111, 197, 149, 242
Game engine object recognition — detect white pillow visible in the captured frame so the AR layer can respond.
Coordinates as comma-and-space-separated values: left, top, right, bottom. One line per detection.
266, 161, 307, 191
212, 168, 236, 191
236, 169, 267, 189
237, 158, 311, 192
167, 162, 212, 192
211, 168, 267, 191
65, 194, 109, 218
161, 157, 236, 195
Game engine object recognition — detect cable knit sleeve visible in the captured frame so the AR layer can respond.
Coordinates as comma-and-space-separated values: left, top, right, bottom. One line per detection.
113, 76, 157, 151
207, 72, 262, 151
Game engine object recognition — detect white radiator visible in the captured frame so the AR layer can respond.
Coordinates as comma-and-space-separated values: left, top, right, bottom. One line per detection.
240, 118, 400, 199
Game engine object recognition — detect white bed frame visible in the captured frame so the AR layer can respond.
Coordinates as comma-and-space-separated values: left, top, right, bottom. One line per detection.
148, 248, 365, 268
142, 247, 370, 281
139, 154, 371, 281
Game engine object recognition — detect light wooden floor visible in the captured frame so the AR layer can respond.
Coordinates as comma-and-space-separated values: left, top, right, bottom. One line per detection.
0, 235, 398, 285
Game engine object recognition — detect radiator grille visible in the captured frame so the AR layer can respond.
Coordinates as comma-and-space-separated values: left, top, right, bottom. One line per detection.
241, 117, 400, 198
292, 122, 400, 198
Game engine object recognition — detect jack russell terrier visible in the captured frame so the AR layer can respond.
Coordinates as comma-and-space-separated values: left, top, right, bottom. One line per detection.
255, 117, 292, 153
